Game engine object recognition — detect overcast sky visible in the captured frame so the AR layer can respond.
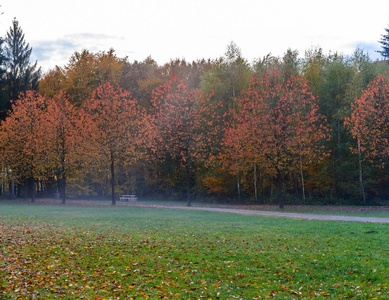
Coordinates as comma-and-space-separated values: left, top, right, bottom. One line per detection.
2, 0, 389, 72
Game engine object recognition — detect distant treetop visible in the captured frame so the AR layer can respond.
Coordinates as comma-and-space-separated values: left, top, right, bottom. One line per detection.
378, 23, 389, 59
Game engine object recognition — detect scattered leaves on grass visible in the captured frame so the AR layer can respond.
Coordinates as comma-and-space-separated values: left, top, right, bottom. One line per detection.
0, 206, 389, 299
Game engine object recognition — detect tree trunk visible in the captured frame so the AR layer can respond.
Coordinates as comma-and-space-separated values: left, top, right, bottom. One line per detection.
61, 169, 66, 205
11, 179, 15, 196
300, 155, 306, 201
259, 168, 263, 197
237, 173, 241, 202
111, 152, 116, 206
186, 163, 191, 207
278, 173, 284, 209
337, 120, 343, 186
30, 177, 35, 203
254, 163, 258, 203
24, 178, 27, 200
17, 183, 21, 197
357, 139, 366, 203
61, 143, 66, 204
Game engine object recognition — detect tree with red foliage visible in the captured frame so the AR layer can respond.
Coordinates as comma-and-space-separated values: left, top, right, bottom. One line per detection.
81, 82, 146, 205
347, 73, 389, 202
38, 91, 81, 204
0, 91, 48, 202
224, 71, 329, 208
150, 75, 223, 206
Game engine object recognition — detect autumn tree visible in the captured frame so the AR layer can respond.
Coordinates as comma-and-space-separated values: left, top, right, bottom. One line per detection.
39, 49, 125, 106
0, 91, 47, 202
150, 75, 222, 206
347, 73, 389, 202
159, 58, 213, 90
38, 66, 66, 98
201, 42, 252, 112
81, 82, 146, 205
301, 47, 327, 99
120, 57, 214, 114
120, 56, 161, 111
38, 91, 81, 204
224, 71, 329, 208
200, 42, 252, 201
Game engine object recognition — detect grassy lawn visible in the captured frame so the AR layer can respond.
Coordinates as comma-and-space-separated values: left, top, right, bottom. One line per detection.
1, 203, 389, 299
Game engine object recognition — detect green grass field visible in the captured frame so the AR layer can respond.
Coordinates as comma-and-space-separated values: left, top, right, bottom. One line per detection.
1, 203, 389, 299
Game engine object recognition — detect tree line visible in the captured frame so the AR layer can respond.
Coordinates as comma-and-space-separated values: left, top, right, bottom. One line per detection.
1, 20, 389, 207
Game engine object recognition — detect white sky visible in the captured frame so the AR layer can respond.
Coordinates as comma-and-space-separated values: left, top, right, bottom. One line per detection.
2, 0, 389, 72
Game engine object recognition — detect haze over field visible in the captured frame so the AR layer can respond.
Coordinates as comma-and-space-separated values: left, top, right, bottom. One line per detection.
2, 0, 389, 71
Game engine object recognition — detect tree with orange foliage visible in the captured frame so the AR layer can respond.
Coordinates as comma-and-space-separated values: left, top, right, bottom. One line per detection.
224, 71, 329, 208
150, 75, 223, 206
81, 82, 146, 205
347, 73, 389, 203
0, 91, 48, 202
39, 49, 125, 106
38, 66, 66, 98
38, 91, 81, 204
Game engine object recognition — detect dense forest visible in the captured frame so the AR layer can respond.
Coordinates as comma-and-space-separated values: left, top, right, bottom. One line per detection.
2, 19, 389, 207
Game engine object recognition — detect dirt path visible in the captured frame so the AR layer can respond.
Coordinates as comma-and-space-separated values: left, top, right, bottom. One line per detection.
125, 203, 389, 223
7, 199, 389, 223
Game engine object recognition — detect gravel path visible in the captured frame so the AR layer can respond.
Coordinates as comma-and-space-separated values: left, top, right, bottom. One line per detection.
132, 204, 389, 223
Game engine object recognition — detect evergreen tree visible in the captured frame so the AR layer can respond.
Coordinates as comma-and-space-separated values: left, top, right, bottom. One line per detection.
0, 37, 8, 119
378, 23, 389, 59
1, 18, 41, 119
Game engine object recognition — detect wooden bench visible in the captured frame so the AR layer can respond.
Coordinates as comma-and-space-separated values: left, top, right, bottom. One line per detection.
120, 194, 137, 202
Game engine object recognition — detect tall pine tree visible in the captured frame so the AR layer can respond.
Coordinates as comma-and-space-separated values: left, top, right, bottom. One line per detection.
0, 37, 8, 119
378, 23, 389, 60
1, 18, 41, 119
